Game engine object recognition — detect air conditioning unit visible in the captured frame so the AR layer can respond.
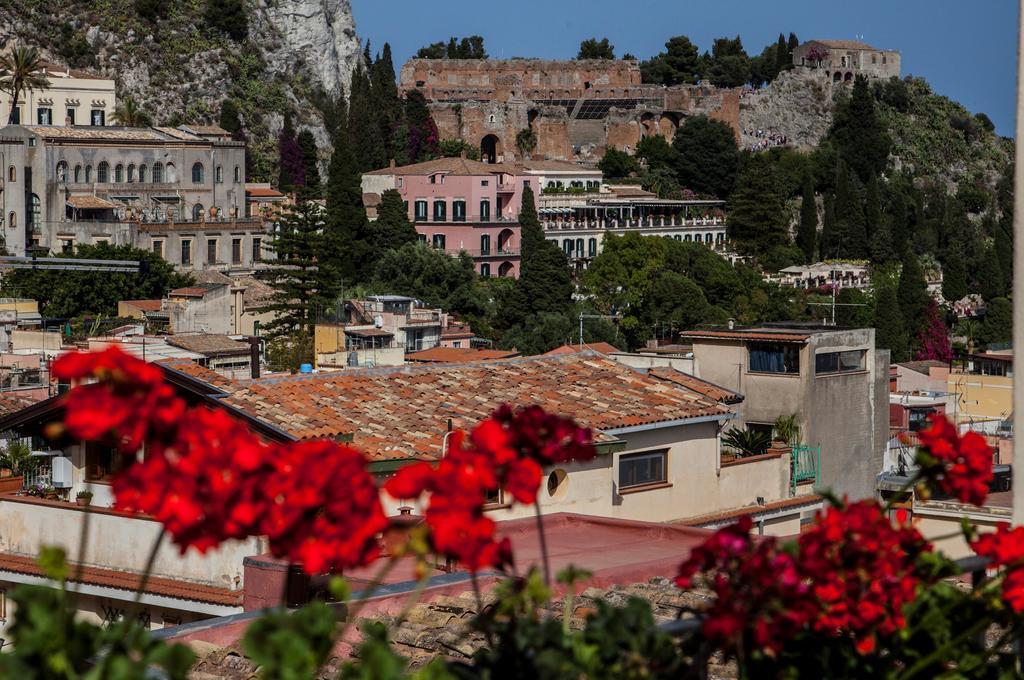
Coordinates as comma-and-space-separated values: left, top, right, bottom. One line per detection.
51, 455, 73, 488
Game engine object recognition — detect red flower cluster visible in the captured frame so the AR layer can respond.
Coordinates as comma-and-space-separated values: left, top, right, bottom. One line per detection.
675, 516, 814, 655
971, 523, 1024, 612
912, 414, 993, 506
52, 346, 186, 452
58, 348, 387, 574
677, 500, 931, 657
798, 500, 929, 654
385, 405, 595, 571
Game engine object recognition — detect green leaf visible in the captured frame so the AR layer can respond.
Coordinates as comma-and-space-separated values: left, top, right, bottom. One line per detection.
37, 545, 69, 582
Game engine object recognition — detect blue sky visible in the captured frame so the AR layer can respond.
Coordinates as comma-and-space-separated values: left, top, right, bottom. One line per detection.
352, 0, 1018, 136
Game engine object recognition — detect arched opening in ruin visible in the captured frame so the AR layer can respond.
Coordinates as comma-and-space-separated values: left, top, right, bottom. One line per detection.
640, 112, 657, 138
528, 109, 540, 127
843, 71, 854, 83
481, 134, 503, 163
832, 72, 842, 83
659, 112, 680, 140
498, 261, 515, 277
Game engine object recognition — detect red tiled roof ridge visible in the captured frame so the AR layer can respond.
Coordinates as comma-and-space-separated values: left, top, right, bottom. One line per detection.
0, 551, 243, 607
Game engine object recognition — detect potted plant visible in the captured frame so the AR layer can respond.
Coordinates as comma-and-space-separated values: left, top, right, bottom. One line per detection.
0, 441, 36, 493
43, 486, 59, 500
75, 490, 93, 507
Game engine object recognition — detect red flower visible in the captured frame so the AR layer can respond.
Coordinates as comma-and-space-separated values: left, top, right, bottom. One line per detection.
912, 414, 993, 506
970, 523, 1024, 612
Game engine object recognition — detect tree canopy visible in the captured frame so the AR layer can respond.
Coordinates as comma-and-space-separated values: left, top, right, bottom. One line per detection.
578, 38, 615, 60
672, 115, 739, 199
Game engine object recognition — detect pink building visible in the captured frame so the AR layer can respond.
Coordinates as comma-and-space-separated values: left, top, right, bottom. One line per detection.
363, 156, 526, 277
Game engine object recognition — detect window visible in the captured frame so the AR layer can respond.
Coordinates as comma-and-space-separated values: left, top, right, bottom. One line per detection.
30, 194, 40, 232
127, 164, 136, 183
97, 162, 109, 183
814, 349, 866, 375
232, 238, 242, 264
73, 165, 82, 183
207, 239, 217, 264
414, 200, 428, 221
480, 234, 490, 255
165, 163, 176, 182
480, 199, 490, 221
453, 341, 462, 348
191, 162, 205, 183
85, 165, 92, 183
192, 203, 204, 221
61, 239, 74, 254
431, 234, 446, 250
481, 180, 489, 187
453, 200, 466, 222
406, 329, 426, 352
233, 165, 241, 183
523, 180, 530, 188
180, 239, 192, 266
215, 165, 223, 184
66, 107, 76, 125
56, 161, 68, 183
563, 240, 573, 256
748, 342, 800, 374
152, 163, 163, 183
433, 200, 446, 222
252, 237, 262, 262
85, 441, 122, 481
6, 212, 13, 228
619, 450, 667, 490
908, 408, 937, 432
416, 233, 427, 244
138, 165, 147, 182
152, 240, 163, 258
91, 109, 105, 126
114, 164, 124, 183
37, 107, 52, 125
7, 166, 14, 182
480, 263, 490, 278
588, 238, 597, 257
575, 238, 584, 256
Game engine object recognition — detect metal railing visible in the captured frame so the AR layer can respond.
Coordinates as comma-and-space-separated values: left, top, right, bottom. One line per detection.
791, 444, 821, 494
23, 465, 51, 490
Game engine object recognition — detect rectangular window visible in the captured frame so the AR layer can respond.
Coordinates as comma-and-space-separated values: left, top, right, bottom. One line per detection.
252, 237, 262, 262
431, 233, 446, 250
481, 180, 489, 187
91, 109, 105, 126
181, 240, 192, 266
397, 177, 403, 188
152, 240, 164, 258
406, 329, 425, 352
748, 342, 801, 374
414, 200, 428, 221
480, 263, 490, 278
815, 349, 867, 375
232, 238, 242, 264
908, 408, 936, 432
9, 107, 19, 125
86, 441, 123, 482
453, 341, 462, 348
416, 234, 426, 244
619, 450, 667, 490
207, 239, 217, 264
480, 200, 490, 222
452, 200, 466, 222
60, 239, 74, 254
66, 108, 76, 125
37, 108, 52, 125
433, 200, 446, 222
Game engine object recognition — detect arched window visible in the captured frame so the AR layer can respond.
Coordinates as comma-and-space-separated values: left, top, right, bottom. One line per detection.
138, 165, 147, 183
233, 166, 240, 183
192, 203, 204, 221
7, 212, 14, 228
97, 162, 109, 183
114, 164, 124, 183
191, 162, 205, 184
7, 166, 14, 182
56, 161, 68, 183
215, 165, 223, 184
30, 194, 40, 232
152, 163, 163, 183
73, 165, 82, 183
127, 164, 136, 183
85, 165, 93, 183
165, 163, 176, 182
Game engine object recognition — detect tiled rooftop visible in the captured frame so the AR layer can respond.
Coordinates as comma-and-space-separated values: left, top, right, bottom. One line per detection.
365, 156, 503, 177
157, 358, 237, 389
0, 551, 242, 607
544, 342, 620, 356
0, 393, 43, 417
66, 194, 117, 209
166, 334, 250, 357
646, 367, 744, 404
120, 299, 163, 312
679, 329, 812, 343
405, 347, 519, 363
222, 353, 733, 460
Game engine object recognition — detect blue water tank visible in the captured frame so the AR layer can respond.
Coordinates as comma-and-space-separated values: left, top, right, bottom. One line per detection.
299, 363, 313, 374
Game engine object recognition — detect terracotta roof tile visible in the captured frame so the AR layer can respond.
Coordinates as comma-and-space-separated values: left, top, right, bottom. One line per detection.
166, 334, 250, 357
544, 342, 620, 356
0, 393, 43, 417
156, 358, 236, 389
121, 299, 163, 312
0, 552, 242, 607
66, 194, 117, 210
646, 367, 743, 404
223, 353, 733, 461
365, 156, 503, 177
406, 347, 520, 363
245, 187, 286, 198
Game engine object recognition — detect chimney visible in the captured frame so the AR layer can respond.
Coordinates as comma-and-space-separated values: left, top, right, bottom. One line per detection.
389, 158, 396, 169
460, 150, 466, 159
248, 336, 261, 379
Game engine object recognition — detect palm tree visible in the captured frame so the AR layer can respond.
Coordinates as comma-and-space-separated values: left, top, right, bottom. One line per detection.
721, 427, 771, 458
113, 96, 153, 127
0, 46, 50, 124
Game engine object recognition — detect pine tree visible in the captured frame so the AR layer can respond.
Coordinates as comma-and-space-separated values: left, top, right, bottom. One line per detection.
830, 75, 891, 183
726, 154, 788, 255
373, 189, 419, 252
324, 125, 370, 282
819, 192, 838, 259
941, 251, 968, 303
796, 170, 817, 262
257, 200, 335, 338
501, 186, 573, 329
898, 249, 930, 337
874, 284, 907, 362
296, 130, 321, 197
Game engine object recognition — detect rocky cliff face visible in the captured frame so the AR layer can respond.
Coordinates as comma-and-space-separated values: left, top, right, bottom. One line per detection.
739, 69, 834, 151
0, 0, 363, 179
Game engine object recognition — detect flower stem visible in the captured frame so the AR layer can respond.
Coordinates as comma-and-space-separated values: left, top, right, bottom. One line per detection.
534, 498, 551, 588
335, 556, 398, 643
896, 617, 989, 680
127, 526, 165, 626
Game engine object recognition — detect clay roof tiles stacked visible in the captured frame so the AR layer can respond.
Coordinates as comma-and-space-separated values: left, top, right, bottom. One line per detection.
405, 347, 520, 363
222, 353, 733, 461
544, 342, 620, 356
165, 334, 250, 357
364, 156, 502, 177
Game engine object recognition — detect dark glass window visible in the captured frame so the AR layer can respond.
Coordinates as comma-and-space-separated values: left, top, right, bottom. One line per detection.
815, 350, 866, 375
619, 451, 667, 489
748, 342, 800, 374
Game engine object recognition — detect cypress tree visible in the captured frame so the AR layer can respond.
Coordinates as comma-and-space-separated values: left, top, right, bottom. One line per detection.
774, 33, 789, 75
830, 75, 891, 183
869, 215, 895, 264
787, 33, 799, 60
995, 220, 1013, 295
978, 244, 1006, 301
941, 251, 968, 303
403, 90, 440, 163
980, 297, 1013, 347
864, 177, 882, 243
373, 189, 419, 252
874, 284, 908, 362
348, 66, 386, 172
796, 170, 817, 262
219, 99, 242, 135
296, 130, 321, 198
819, 192, 838, 259
833, 161, 867, 258
372, 42, 401, 156
726, 154, 788, 255
889, 189, 909, 252
324, 124, 369, 282
897, 249, 930, 337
